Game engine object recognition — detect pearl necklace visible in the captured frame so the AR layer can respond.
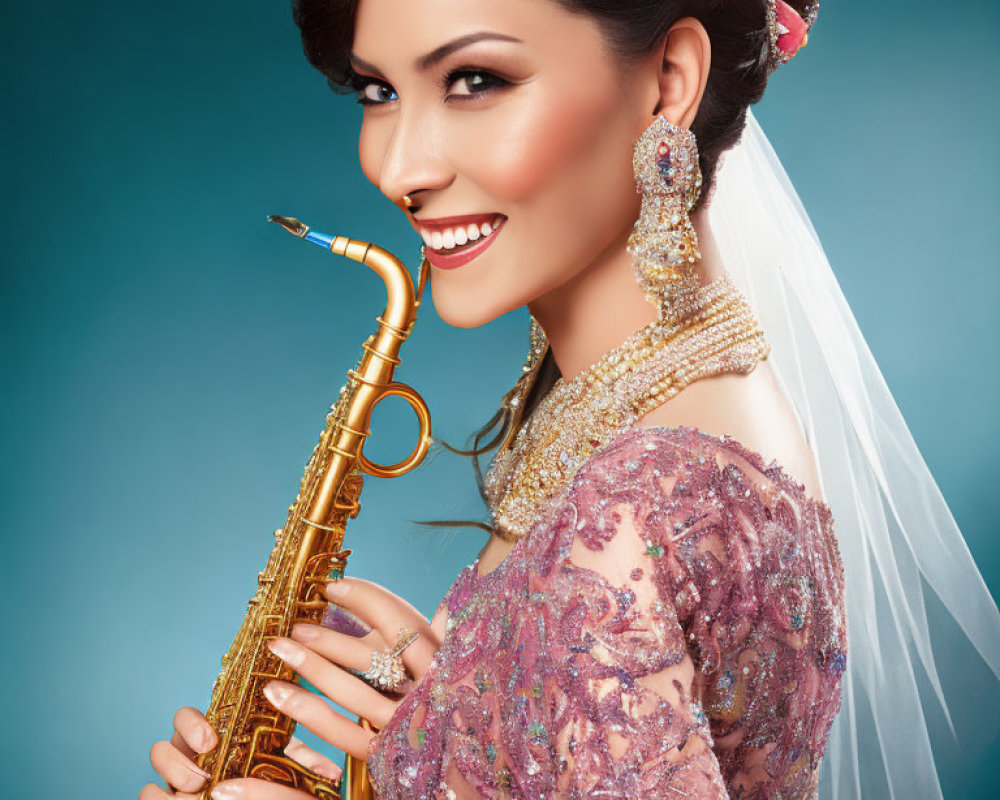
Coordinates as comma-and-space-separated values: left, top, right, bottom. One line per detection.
483, 272, 770, 541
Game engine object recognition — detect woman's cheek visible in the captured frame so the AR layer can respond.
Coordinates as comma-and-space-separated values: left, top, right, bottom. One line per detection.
469, 65, 623, 198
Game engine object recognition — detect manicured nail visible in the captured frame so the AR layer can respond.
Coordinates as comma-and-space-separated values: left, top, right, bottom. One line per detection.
185, 759, 211, 780
291, 622, 318, 642
263, 681, 294, 709
267, 637, 304, 667
211, 783, 242, 800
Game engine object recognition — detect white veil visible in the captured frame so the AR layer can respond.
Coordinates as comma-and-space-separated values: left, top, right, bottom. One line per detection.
709, 108, 1000, 798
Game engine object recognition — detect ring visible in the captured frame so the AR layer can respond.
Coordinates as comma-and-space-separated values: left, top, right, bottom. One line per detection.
349, 627, 419, 692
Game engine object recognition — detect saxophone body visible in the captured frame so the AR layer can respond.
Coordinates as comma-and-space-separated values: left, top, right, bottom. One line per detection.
193, 218, 432, 800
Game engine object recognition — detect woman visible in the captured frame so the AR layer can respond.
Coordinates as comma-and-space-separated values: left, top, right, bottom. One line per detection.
140, 1, 1000, 798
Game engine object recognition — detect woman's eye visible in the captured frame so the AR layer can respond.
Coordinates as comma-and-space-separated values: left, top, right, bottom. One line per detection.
444, 69, 510, 99
353, 78, 398, 106
350, 69, 510, 107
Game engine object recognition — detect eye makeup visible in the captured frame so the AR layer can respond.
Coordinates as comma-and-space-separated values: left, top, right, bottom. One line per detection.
348, 65, 516, 106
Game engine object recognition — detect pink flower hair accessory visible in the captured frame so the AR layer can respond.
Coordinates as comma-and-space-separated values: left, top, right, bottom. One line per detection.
765, 0, 819, 72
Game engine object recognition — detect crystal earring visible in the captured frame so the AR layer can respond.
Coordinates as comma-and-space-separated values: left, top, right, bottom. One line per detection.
626, 114, 704, 322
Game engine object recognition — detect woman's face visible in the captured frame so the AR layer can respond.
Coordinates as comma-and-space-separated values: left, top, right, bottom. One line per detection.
352, 0, 653, 327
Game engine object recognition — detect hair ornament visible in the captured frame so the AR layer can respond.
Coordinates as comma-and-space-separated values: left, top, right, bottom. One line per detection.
765, 0, 819, 72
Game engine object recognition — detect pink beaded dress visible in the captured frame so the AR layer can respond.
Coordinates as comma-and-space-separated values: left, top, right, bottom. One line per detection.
364, 424, 847, 800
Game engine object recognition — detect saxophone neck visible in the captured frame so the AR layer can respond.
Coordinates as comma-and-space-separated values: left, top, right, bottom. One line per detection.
268, 215, 424, 335
335, 238, 419, 336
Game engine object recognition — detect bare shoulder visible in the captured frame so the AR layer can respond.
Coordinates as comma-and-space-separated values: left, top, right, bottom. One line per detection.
635, 361, 825, 503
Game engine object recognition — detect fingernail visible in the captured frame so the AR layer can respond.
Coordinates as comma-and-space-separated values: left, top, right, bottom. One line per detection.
325, 580, 347, 597
291, 622, 318, 642
212, 783, 242, 800
185, 760, 211, 780
267, 637, 305, 667
263, 681, 294, 709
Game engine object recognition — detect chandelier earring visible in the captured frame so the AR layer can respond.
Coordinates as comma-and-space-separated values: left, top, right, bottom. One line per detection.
627, 114, 704, 323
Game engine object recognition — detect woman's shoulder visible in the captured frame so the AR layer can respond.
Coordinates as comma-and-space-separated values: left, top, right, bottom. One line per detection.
631, 361, 825, 505
562, 367, 831, 530
587, 423, 829, 523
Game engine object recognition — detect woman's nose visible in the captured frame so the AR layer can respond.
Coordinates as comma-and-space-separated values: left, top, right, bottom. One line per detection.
377, 109, 453, 208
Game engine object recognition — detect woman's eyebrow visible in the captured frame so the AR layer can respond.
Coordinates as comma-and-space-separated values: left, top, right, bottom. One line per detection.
349, 31, 523, 77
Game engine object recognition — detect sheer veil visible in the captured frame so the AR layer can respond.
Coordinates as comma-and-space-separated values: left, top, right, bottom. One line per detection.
709, 108, 1000, 798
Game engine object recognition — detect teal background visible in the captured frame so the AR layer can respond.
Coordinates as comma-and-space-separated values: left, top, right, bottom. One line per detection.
2, 1, 997, 798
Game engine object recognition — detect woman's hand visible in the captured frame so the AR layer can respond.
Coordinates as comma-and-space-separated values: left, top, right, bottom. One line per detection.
255, 576, 442, 755
141, 576, 442, 799
139, 707, 339, 799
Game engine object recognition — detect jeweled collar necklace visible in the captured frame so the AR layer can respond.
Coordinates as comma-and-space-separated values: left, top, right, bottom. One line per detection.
483, 272, 769, 542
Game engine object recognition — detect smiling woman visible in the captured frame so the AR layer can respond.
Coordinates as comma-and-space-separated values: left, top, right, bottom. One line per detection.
344, 0, 655, 332
138, 1, 1000, 799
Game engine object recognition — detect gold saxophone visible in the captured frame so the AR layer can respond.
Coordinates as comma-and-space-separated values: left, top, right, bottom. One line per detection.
193, 216, 432, 800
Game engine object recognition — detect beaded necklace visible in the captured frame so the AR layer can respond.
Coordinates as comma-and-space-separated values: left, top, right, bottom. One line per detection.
483, 272, 769, 542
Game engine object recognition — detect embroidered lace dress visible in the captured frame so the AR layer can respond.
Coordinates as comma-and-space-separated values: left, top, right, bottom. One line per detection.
362, 425, 847, 799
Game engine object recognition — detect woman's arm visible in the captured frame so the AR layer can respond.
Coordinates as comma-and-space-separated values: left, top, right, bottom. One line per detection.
537, 458, 730, 799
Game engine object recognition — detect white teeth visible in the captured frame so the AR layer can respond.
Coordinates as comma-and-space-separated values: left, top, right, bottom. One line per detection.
422, 217, 504, 251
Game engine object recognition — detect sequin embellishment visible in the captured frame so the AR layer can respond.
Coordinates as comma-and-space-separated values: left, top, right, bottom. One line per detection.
364, 426, 846, 800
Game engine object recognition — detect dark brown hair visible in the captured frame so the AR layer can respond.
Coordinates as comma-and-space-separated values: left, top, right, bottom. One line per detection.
290, 0, 813, 534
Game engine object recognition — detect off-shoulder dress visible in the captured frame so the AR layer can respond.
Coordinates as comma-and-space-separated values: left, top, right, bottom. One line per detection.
364, 424, 847, 800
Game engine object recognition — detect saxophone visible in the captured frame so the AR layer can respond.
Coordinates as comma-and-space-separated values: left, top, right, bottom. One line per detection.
193, 216, 432, 800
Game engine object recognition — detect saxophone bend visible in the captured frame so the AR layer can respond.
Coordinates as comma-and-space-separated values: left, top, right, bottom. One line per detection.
192, 216, 432, 800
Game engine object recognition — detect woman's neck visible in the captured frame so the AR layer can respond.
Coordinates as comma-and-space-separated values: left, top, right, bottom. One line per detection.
528, 206, 725, 382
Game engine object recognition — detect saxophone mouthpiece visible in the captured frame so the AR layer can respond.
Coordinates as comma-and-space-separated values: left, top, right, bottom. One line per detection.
268, 214, 337, 250
267, 215, 309, 238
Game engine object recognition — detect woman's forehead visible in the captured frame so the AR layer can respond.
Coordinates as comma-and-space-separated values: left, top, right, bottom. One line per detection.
352, 0, 607, 68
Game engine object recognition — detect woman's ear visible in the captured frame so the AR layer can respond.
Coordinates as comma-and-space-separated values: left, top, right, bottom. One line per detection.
651, 17, 711, 130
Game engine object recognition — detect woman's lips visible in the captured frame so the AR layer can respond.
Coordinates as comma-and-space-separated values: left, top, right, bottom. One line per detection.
419, 215, 507, 270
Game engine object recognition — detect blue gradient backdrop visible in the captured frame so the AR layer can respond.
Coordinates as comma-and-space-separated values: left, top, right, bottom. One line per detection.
2, 1, 997, 797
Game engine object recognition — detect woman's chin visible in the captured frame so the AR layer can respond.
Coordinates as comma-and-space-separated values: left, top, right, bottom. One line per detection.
431, 291, 512, 329
434, 303, 503, 330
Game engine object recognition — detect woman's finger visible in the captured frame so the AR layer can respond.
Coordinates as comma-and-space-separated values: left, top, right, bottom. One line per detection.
138, 783, 172, 800
209, 777, 315, 799
290, 620, 416, 695
323, 577, 440, 679
260, 679, 376, 759
429, 598, 450, 644
285, 736, 343, 782
289, 621, 384, 675
170, 706, 217, 759
138, 785, 201, 800
148, 740, 212, 795
267, 638, 398, 726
